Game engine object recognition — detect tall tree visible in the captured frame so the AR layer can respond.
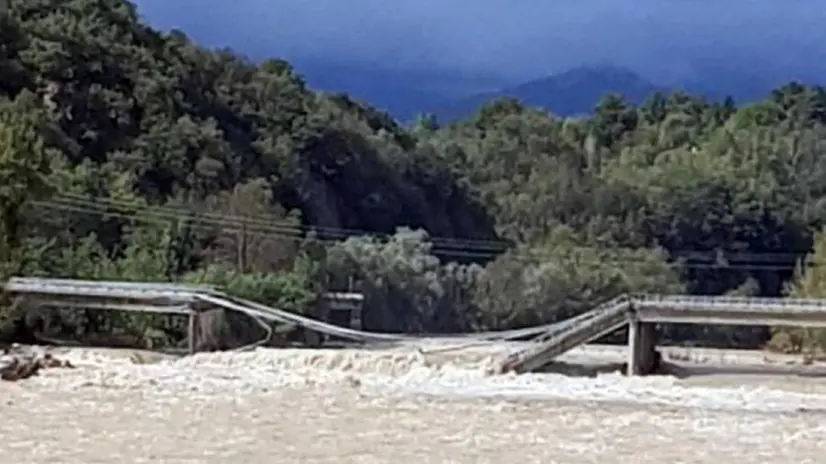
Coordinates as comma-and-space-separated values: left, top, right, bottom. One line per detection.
0, 92, 52, 275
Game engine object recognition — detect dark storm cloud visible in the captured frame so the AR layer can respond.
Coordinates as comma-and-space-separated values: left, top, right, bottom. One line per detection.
132, 0, 826, 82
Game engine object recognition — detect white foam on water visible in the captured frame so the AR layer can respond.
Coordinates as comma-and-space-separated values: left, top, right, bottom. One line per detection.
397, 370, 826, 412
28, 346, 826, 414
8, 345, 826, 463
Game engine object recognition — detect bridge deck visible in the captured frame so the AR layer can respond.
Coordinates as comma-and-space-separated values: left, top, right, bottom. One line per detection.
498, 294, 826, 374
6, 278, 826, 373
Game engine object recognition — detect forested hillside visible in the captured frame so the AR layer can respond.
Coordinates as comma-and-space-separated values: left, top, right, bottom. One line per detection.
2, 0, 826, 351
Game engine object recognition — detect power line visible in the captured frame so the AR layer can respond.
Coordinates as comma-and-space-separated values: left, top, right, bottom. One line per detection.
33, 196, 812, 268
29, 198, 823, 272
54, 192, 510, 251
32, 199, 521, 263
47, 193, 818, 262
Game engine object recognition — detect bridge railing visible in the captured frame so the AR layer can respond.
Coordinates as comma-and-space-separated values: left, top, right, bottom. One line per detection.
634, 294, 826, 312
4, 277, 214, 303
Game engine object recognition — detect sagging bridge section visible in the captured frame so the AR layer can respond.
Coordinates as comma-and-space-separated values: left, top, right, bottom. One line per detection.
4, 278, 826, 376
0, 277, 558, 351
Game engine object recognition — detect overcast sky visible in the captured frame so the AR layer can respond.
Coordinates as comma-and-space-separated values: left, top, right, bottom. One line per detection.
132, 0, 826, 83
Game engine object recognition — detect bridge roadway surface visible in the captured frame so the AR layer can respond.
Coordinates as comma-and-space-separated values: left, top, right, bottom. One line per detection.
6, 278, 826, 374
498, 294, 826, 374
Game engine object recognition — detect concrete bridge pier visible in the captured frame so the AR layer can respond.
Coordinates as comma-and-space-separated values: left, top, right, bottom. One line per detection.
627, 313, 658, 376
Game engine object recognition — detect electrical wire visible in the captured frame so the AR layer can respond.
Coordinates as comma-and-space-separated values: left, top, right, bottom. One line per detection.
30, 196, 819, 271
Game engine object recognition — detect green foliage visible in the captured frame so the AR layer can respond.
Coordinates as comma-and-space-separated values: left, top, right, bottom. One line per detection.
325, 228, 484, 333
0, 93, 53, 274
183, 265, 316, 314
2, 0, 826, 349
770, 230, 826, 354
473, 228, 682, 330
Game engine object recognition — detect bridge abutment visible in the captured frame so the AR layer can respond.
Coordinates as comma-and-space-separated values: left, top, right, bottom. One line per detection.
627, 316, 658, 376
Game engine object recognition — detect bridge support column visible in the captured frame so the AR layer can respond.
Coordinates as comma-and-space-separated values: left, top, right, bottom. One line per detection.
627, 316, 657, 376
187, 310, 197, 355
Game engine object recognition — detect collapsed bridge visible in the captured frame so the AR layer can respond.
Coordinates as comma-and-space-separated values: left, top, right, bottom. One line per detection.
498, 294, 826, 375
5, 278, 826, 376
1, 277, 561, 350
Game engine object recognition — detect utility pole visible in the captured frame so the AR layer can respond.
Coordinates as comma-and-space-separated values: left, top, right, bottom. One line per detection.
236, 219, 248, 273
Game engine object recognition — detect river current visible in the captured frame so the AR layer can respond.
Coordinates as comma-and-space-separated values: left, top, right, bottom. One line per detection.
1, 344, 824, 463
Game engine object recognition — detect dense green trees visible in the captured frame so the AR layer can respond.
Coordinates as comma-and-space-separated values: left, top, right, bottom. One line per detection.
2, 0, 826, 351
771, 230, 826, 355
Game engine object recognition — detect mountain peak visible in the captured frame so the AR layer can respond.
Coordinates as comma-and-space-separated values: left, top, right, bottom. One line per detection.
433, 65, 663, 121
